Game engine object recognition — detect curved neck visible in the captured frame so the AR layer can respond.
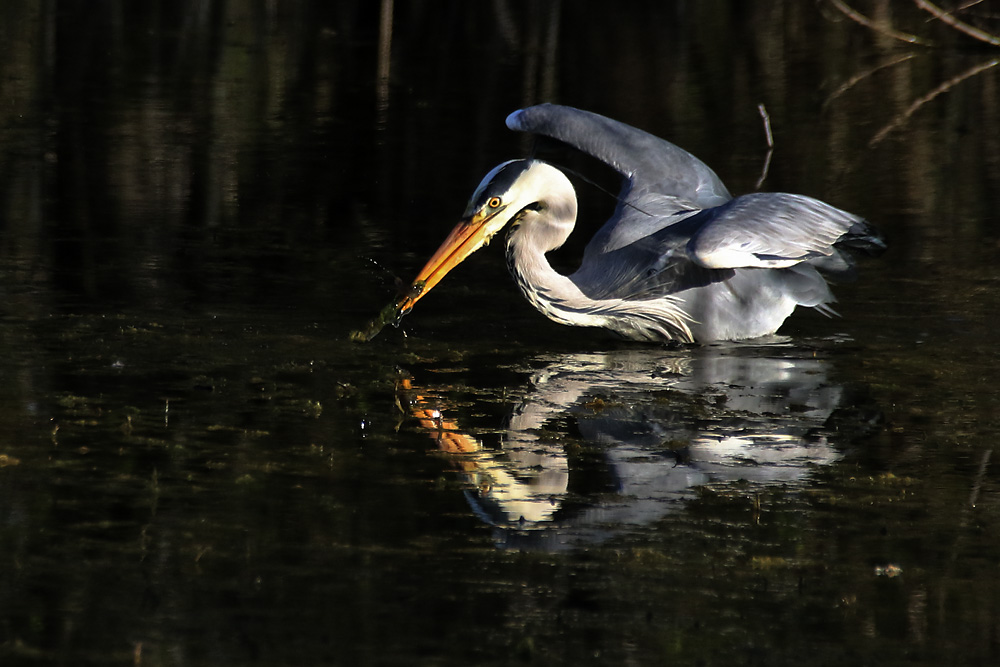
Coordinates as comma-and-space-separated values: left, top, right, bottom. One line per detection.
503, 192, 693, 342
504, 205, 590, 328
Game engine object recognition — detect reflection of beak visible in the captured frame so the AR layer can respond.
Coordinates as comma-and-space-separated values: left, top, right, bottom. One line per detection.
396, 371, 566, 525
395, 207, 507, 316
396, 373, 480, 455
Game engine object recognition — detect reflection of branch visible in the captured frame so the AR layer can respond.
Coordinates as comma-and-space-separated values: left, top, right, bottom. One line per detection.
823, 53, 918, 110
915, 0, 1000, 46
870, 57, 1000, 146
946, 448, 992, 577
754, 103, 773, 190
828, 0, 932, 45
376, 0, 394, 117
968, 448, 992, 509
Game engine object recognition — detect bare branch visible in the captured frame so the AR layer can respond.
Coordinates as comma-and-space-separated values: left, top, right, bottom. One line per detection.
823, 53, 918, 109
954, 0, 989, 13
914, 0, 1000, 46
828, 0, 933, 46
870, 57, 1000, 146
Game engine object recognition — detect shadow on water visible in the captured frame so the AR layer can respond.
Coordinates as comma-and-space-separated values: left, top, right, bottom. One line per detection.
399, 342, 881, 552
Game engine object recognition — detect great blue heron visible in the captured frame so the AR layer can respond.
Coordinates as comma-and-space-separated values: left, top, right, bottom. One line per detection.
356, 104, 884, 343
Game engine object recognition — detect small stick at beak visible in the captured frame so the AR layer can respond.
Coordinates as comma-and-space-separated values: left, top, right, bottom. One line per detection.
352, 212, 499, 342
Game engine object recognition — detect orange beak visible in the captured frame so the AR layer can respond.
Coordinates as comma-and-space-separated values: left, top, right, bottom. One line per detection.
394, 207, 506, 316
350, 206, 507, 342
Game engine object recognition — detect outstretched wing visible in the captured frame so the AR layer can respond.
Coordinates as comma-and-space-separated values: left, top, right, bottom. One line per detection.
507, 104, 733, 262
572, 193, 881, 302
686, 193, 875, 270
570, 209, 734, 302
506, 104, 731, 210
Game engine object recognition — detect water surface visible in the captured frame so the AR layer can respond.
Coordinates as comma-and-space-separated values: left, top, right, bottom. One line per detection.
1, 2, 999, 665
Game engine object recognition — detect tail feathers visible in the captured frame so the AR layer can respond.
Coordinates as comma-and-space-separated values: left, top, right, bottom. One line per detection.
838, 219, 887, 257
808, 218, 886, 279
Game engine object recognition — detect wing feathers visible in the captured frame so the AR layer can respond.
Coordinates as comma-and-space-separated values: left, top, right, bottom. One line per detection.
507, 104, 731, 209
688, 193, 866, 270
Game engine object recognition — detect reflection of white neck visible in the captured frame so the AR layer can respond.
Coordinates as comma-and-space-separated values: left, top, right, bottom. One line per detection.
469, 446, 568, 524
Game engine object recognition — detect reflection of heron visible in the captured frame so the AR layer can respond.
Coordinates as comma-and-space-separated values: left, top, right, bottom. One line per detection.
370, 104, 884, 343
401, 347, 873, 551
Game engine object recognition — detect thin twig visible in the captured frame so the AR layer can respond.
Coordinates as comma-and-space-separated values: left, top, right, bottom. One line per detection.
954, 0, 989, 15
755, 103, 774, 190
823, 53, 918, 110
829, 0, 933, 46
957, 0, 988, 11
870, 57, 1000, 146
914, 0, 1000, 46
925, 0, 994, 22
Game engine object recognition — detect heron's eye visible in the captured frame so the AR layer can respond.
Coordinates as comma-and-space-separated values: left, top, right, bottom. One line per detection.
487, 196, 502, 209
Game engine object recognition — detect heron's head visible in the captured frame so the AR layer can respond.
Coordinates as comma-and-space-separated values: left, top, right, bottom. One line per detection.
393, 159, 575, 317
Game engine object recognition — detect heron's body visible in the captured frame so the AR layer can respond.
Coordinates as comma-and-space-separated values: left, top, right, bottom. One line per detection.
379, 104, 884, 344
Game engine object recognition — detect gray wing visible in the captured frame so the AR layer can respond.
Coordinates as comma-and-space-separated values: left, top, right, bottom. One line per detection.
570, 208, 733, 302
572, 193, 877, 302
506, 104, 731, 210
686, 193, 872, 270
506, 104, 733, 262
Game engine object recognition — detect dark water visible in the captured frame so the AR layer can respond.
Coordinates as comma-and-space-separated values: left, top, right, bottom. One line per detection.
2, 2, 999, 665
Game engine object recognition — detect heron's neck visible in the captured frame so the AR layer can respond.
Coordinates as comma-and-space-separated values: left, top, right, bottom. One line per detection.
504, 207, 591, 327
